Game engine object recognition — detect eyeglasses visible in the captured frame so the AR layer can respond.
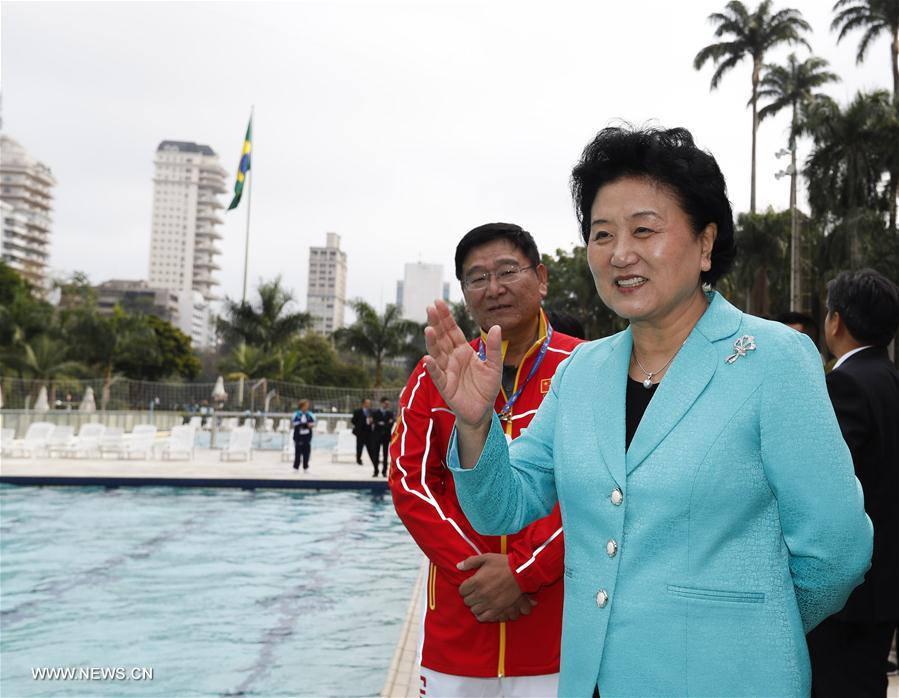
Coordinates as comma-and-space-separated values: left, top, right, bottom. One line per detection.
462, 265, 537, 291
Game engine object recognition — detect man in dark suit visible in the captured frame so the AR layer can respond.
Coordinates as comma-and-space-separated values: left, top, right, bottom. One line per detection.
372, 398, 394, 477
808, 268, 899, 698
351, 398, 375, 467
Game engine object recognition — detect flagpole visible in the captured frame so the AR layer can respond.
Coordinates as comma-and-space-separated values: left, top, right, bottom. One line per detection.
241, 105, 254, 304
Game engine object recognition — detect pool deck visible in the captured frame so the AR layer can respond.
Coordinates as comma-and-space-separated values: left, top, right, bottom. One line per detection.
0, 446, 389, 490
381, 562, 424, 698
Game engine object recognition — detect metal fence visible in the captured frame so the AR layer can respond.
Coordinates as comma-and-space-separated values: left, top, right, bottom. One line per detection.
0, 377, 403, 414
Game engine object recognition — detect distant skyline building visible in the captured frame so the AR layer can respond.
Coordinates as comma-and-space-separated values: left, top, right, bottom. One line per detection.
306, 232, 347, 335
147, 140, 227, 348
93, 279, 180, 324
397, 261, 447, 323
0, 135, 56, 293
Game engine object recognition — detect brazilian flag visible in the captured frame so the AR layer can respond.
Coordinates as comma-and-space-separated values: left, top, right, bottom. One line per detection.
227, 116, 252, 210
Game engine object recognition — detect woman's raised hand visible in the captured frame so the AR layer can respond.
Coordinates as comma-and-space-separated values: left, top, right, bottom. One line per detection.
424, 299, 502, 429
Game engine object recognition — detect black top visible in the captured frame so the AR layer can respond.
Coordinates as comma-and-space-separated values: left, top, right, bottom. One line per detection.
626, 376, 658, 451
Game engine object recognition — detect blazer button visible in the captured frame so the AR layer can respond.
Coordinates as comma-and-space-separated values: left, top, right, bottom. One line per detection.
610, 487, 623, 506
596, 589, 609, 608
606, 539, 618, 558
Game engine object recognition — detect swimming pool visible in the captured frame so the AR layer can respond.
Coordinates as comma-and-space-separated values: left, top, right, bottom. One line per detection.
0, 485, 422, 697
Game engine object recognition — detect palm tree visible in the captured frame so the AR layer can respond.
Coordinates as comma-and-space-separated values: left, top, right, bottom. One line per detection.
757, 53, 839, 309
332, 301, 420, 387
733, 210, 790, 316
694, 0, 811, 213
2, 335, 85, 405
217, 276, 310, 354
832, 0, 899, 232
832, 0, 899, 98
803, 90, 895, 264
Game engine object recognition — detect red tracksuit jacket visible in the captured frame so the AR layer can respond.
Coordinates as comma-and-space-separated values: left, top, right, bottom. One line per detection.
389, 312, 583, 677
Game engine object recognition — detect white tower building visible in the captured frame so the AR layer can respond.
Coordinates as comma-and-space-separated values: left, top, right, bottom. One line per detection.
306, 232, 347, 335
398, 262, 445, 323
147, 141, 227, 347
0, 135, 56, 294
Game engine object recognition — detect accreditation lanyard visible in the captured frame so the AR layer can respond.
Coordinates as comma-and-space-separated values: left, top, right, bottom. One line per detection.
478, 324, 553, 423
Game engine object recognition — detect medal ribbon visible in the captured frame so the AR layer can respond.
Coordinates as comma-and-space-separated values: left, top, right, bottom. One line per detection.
479, 324, 553, 421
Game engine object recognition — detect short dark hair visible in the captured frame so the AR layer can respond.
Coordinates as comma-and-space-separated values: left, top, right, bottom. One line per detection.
826, 268, 899, 346
570, 125, 736, 285
545, 308, 586, 340
775, 311, 818, 333
454, 223, 541, 281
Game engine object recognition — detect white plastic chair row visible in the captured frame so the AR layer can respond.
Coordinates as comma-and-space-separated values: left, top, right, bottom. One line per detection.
2, 422, 158, 460
220, 426, 253, 461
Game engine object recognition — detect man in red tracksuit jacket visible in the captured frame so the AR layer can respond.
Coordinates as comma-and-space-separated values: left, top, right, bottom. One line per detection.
389, 223, 584, 697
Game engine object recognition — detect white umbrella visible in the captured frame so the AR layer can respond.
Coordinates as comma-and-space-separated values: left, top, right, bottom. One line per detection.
34, 385, 49, 412
79, 386, 96, 412
211, 376, 228, 403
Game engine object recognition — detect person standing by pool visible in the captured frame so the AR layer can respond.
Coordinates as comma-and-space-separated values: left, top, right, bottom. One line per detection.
389, 223, 583, 698
425, 126, 873, 697
291, 399, 315, 471
372, 397, 394, 477
352, 398, 376, 467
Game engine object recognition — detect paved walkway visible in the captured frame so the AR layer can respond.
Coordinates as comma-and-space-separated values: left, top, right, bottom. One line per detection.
381, 563, 424, 698
0, 445, 388, 490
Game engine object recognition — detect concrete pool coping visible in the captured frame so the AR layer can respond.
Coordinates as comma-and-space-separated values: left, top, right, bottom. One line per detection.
381, 562, 424, 698
0, 446, 389, 491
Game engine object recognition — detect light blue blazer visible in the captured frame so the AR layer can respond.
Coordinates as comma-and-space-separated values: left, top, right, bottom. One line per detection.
450, 292, 872, 697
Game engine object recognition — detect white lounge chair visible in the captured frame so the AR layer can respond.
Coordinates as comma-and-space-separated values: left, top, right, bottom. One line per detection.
1, 427, 16, 456
121, 424, 157, 459
315, 419, 328, 435
221, 426, 253, 461
334, 419, 348, 432
243, 417, 256, 429
99, 427, 125, 457
331, 429, 358, 463
107, 424, 156, 459
62, 423, 105, 458
276, 418, 291, 434
220, 417, 238, 432
45, 424, 76, 457
6, 422, 55, 458
261, 418, 274, 432
281, 438, 294, 462
187, 416, 203, 431
157, 425, 195, 461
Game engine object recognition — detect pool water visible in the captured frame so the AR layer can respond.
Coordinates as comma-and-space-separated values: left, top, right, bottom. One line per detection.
0, 485, 422, 697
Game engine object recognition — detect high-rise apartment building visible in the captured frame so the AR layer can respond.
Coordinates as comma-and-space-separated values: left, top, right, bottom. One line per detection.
397, 262, 446, 323
0, 135, 56, 293
147, 140, 227, 347
306, 232, 347, 335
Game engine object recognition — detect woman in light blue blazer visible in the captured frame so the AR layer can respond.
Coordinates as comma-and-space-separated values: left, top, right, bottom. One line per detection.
422, 126, 873, 697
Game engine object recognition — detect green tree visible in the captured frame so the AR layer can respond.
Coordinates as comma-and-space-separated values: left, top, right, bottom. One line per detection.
289, 333, 371, 388
758, 53, 839, 309
732, 210, 790, 316
832, 0, 899, 98
1, 334, 85, 404
221, 343, 276, 381
694, 0, 811, 212
0, 262, 55, 351
332, 301, 420, 387
114, 315, 201, 382
450, 301, 479, 341
541, 246, 626, 340
217, 277, 310, 353
803, 90, 896, 263
832, 0, 899, 231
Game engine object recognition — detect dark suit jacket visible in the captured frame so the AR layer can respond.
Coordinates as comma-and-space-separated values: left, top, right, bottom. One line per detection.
373, 409, 394, 439
827, 346, 899, 623
351, 408, 371, 437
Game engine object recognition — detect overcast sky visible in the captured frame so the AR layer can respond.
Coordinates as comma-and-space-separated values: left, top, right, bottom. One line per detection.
1, 0, 891, 315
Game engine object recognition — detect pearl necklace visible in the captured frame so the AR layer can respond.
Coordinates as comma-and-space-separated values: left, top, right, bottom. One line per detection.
632, 342, 685, 389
